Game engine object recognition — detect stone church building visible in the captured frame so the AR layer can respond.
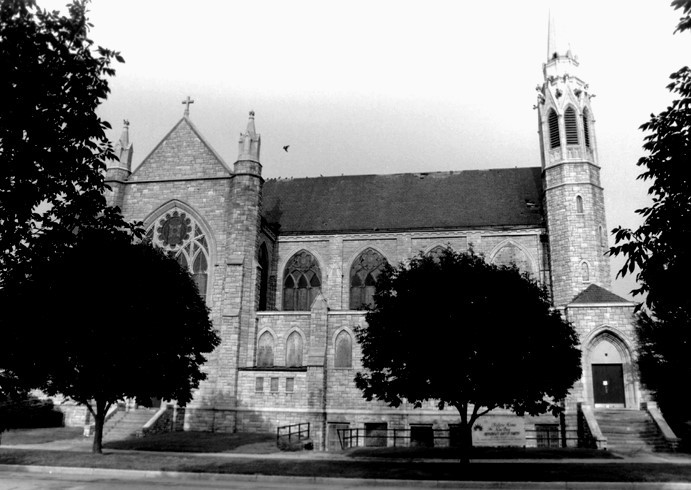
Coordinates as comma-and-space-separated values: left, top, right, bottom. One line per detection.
102, 36, 672, 450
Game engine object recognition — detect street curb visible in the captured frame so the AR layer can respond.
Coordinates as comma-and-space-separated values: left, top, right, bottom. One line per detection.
2, 464, 691, 489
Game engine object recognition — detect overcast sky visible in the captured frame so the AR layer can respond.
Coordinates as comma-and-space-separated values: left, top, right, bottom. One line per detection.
41, 0, 690, 300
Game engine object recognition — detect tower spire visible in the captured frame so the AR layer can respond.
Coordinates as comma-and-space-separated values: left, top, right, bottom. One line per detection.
113, 119, 133, 171
547, 11, 556, 60
237, 110, 261, 164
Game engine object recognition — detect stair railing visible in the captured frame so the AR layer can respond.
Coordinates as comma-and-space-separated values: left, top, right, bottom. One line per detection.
83, 402, 120, 437
141, 403, 172, 437
577, 403, 607, 449
643, 401, 680, 451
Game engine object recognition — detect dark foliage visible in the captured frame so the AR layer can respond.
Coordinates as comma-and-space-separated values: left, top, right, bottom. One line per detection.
609, 67, 691, 314
0, 228, 220, 452
354, 248, 581, 462
673, 0, 691, 33
0, 395, 63, 432
609, 5, 691, 431
0, 0, 134, 285
634, 311, 691, 427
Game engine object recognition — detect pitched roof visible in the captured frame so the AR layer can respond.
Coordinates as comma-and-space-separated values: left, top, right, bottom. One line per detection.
130, 117, 231, 180
262, 167, 544, 234
570, 284, 631, 305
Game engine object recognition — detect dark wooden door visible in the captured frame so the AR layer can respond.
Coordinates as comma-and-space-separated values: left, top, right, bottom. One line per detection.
592, 364, 625, 404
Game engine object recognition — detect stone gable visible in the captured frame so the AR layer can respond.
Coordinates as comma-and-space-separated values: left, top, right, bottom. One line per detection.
130, 117, 231, 181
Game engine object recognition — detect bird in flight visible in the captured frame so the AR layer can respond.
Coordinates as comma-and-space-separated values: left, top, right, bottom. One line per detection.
283, 145, 290, 152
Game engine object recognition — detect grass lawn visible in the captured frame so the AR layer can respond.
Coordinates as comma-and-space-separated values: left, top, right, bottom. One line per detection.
345, 446, 621, 460
0, 448, 690, 482
104, 431, 277, 453
0, 427, 83, 445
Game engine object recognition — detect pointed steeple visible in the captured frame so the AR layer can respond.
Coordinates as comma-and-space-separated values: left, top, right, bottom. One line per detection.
111, 119, 133, 172
547, 12, 557, 61
537, 19, 610, 306
105, 119, 133, 209
237, 110, 261, 163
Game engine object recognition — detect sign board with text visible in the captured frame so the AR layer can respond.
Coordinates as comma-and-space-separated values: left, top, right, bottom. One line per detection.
471, 416, 526, 446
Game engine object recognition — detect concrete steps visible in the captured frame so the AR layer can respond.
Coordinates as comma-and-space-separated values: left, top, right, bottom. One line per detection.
103, 408, 156, 441
595, 409, 671, 453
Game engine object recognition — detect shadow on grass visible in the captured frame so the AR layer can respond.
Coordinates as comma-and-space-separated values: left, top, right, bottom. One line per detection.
344, 446, 621, 460
103, 431, 277, 453
0, 427, 84, 445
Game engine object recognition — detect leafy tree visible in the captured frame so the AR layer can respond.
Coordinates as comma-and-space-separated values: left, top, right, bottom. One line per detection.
0, 228, 220, 453
609, 66, 691, 314
0, 0, 128, 285
634, 311, 691, 426
354, 248, 581, 464
609, 2, 691, 430
673, 0, 691, 33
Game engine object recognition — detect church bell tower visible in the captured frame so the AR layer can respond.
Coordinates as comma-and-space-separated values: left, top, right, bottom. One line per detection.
538, 19, 611, 307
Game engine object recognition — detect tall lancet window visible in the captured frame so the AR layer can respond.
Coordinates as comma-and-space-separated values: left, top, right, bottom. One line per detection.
258, 243, 269, 311
286, 331, 304, 367
564, 106, 579, 145
257, 331, 275, 367
350, 248, 387, 310
283, 251, 321, 311
548, 109, 560, 149
583, 108, 591, 148
146, 209, 210, 300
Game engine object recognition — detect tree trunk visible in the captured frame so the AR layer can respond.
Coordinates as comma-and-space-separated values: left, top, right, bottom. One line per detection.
91, 399, 107, 454
457, 404, 472, 464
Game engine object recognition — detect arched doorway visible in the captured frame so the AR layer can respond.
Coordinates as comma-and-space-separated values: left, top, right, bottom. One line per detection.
591, 340, 625, 404
585, 330, 636, 408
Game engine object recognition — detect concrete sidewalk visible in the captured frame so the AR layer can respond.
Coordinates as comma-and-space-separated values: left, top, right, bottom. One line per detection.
4, 437, 691, 465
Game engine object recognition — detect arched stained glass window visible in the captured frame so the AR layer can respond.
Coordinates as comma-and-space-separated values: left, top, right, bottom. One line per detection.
428, 245, 449, 263
491, 242, 533, 275
283, 251, 321, 311
548, 109, 560, 149
350, 248, 387, 310
335, 330, 352, 368
146, 209, 210, 300
258, 243, 269, 311
286, 331, 304, 367
565, 106, 579, 145
257, 331, 274, 367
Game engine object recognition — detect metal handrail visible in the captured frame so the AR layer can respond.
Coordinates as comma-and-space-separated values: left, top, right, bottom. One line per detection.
276, 422, 310, 446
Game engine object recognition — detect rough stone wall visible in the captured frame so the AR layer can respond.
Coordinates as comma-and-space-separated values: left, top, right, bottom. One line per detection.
544, 162, 611, 306
104, 167, 130, 210
129, 119, 229, 182
565, 303, 645, 409
273, 230, 544, 312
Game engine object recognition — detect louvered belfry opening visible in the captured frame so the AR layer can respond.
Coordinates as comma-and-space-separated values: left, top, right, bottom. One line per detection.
548, 109, 560, 149
583, 108, 591, 148
564, 106, 579, 145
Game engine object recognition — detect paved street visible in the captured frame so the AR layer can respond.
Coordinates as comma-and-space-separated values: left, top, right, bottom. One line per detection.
3, 468, 691, 490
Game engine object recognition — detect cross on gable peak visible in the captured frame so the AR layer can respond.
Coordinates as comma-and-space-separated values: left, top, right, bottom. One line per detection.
182, 96, 195, 117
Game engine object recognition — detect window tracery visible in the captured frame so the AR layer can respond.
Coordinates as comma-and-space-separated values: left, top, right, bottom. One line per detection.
283, 251, 321, 311
146, 209, 209, 299
350, 248, 387, 310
